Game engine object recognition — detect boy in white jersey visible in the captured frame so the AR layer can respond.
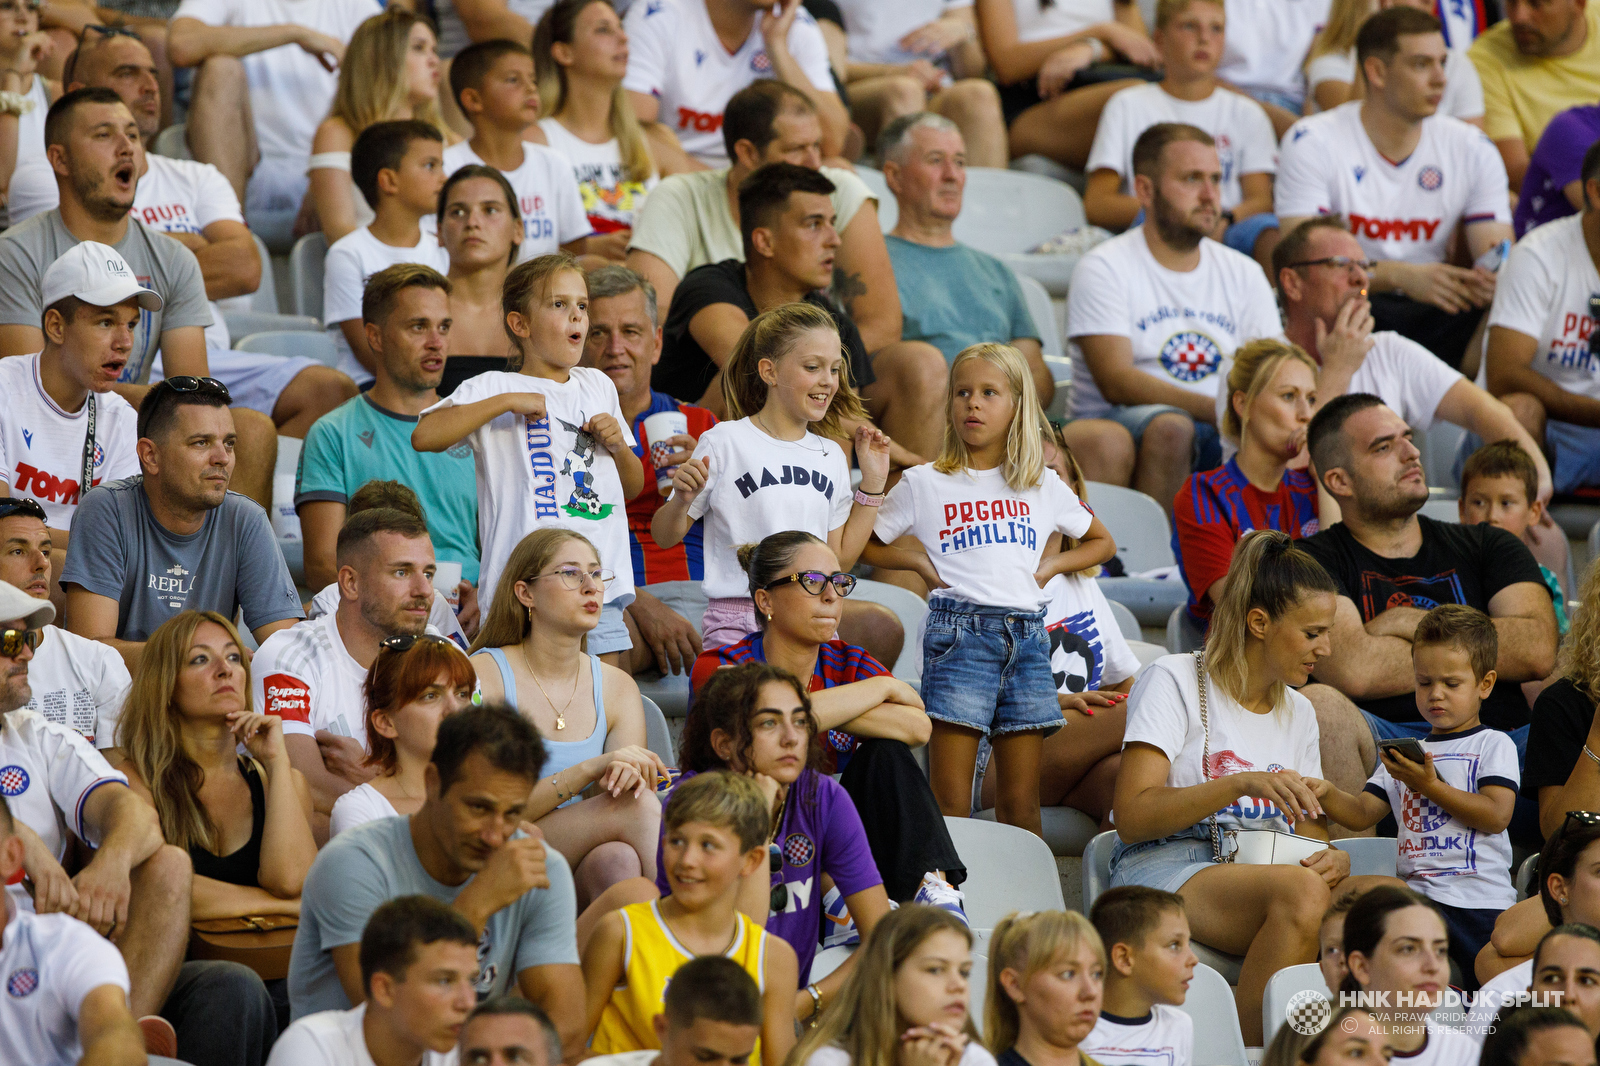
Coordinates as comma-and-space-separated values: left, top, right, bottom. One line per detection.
1276, 6, 1513, 370
443, 40, 591, 262
1310, 604, 1518, 990
1081, 886, 1198, 1066
323, 120, 451, 386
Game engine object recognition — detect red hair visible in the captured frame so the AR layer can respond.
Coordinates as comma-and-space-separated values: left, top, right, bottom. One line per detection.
363, 639, 478, 774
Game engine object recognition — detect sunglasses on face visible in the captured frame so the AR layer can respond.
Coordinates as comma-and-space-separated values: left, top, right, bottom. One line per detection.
0, 628, 41, 658
0, 498, 46, 522
761, 570, 857, 597
378, 633, 454, 654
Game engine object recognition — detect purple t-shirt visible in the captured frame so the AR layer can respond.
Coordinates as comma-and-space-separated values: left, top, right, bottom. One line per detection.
655, 769, 883, 985
1514, 105, 1600, 237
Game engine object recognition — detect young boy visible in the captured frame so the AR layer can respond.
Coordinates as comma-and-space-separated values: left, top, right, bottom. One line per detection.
583, 956, 764, 1066
1310, 604, 1519, 989
1080, 886, 1198, 1066
1317, 894, 1355, 996
444, 40, 591, 262
1459, 439, 1570, 636
324, 120, 451, 386
581, 772, 797, 1066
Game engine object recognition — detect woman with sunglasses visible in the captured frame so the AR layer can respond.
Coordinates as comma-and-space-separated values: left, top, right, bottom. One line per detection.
470, 527, 670, 909
327, 634, 478, 837
688, 531, 965, 915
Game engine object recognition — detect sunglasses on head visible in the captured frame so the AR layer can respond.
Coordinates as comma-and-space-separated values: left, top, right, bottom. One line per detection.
62, 24, 143, 84
379, 633, 454, 654
0, 628, 41, 658
1562, 810, 1600, 838
159, 376, 231, 399
762, 570, 857, 597
0, 498, 46, 522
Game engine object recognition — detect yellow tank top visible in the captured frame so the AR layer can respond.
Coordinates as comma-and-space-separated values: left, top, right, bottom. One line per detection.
592, 900, 769, 1062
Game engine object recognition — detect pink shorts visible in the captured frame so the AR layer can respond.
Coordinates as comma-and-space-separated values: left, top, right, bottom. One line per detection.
700, 597, 759, 650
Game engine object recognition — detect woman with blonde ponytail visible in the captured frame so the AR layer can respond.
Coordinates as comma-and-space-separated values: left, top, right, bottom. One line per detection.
986, 910, 1106, 1066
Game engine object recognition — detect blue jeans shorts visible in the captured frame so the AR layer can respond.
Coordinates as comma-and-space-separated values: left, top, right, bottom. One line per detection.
1546, 420, 1600, 494
1360, 711, 1529, 763
1105, 403, 1223, 472
590, 601, 634, 656
920, 601, 1063, 737
1109, 828, 1216, 892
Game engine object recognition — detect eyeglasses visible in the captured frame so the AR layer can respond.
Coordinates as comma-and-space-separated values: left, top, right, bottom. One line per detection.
378, 633, 454, 654
1286, 255, 1378, 275
761, 570, 857, 597
535, 567, 616, 591
769, 845, 788, 912
0, 628, 41, 658
62, 24, 143, 84
0, 498, 46, 522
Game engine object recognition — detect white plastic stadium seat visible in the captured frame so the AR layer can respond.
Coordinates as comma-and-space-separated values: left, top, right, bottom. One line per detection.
943, 816, 1064, 929
1180, 964, 1250, 1066
1107, 599, 1140, 643
1085, 482, 1175, 572
974, 806, 1098, 858
969, 953, 989, 1035
1333, 837, 1399, 877
1422, 420, 1467, 491
1517, 853, 1540, 899
641, 695, 675, 765
290, 233, 329, 320
1417, 497, 1460, 524
856, 166, 895, 230
1263, 963, 1329, 1045
225, 312, 320, 340
1014, 273, 1063, 359
251, 234, 279, 314
850, 579, 928, 681
1166, 604, 1204, 654
236, 330, 339, 369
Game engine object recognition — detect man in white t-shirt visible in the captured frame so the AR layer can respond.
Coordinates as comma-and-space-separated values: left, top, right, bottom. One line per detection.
0, 793, 146, 1066
251, 507, 440, 842
622, 0, 849, 168
267, 895, 479, 1066
578, 955, 762, 1066
1484, 143, 1600, 497
1304, 0, 1484, 125
1085, 0, 1282, 270
1277, 6, 1514, 371
167, 0, 380, 247
1066, 122, 1282, 514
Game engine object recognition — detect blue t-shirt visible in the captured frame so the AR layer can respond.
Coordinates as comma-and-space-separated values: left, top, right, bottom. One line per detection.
288, 815, 579, 1020
1514, 105, 1600, 237
884, 236, 1039, 362
295, 394, 481, 583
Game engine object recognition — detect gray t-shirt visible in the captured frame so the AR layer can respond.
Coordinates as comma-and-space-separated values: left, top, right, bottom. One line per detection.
0, 211, 212, 384
287, 815, 579, 1020
61, 476, 303, 641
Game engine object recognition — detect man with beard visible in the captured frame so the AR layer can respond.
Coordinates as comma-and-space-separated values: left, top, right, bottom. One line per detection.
1295, 394, 1558, 806
250, 507, 446, 843
1065, 122, 1282, 514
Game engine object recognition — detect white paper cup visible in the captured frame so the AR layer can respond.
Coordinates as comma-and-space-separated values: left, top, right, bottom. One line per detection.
433, 560, 463, 611
642, 410, 690, 495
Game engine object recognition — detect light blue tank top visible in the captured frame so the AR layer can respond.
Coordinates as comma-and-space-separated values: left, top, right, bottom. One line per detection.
483, 648, 608, 807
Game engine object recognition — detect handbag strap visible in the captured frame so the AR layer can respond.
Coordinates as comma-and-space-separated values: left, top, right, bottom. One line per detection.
79, 393, 96, 503
1194, 650, 1226, 864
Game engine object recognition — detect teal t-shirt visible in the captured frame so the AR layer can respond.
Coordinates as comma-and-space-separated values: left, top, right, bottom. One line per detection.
295, 394, 481, 583
884, 236, 1039, 362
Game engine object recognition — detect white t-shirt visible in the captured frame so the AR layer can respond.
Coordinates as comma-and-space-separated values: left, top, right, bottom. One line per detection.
835, 0, 973, 65
1364, 724, 1518, 910
322, 226, 451, 385
1065, 229, 1283, 419
1007, 0, 1113, 44
0, 353, 139, 529
250, 611, 373, 747
1392, 1025, 1481, 1066
680, 418, 851, 600
1456, 959, 1531, 1045
1306, 48, 1484, 121
0, 710, 127, 911
537, 119, 659, 234
585, 1054, 659, 1066
307, 583, 467, 650
1215, 0, 1332, 108
1043, 572, 1141, 695
1086, 83, 1278, 211
434, 140, 591, 259
2, 74, 50, 228
1276, 102, 1511, 265
22, 625, 132, 751
806, 1041, 997, 1066
1123, 653, 1323, 835
874, 465, 1094, 610
1080, 1005, 1196, 1066
266, 1003, 458, 1066
171, 0, 380, 170
0, 896, 132, 1066
1488, 215, 1600, 403
621, 0, 837, 166
423, 368, 637, 615
327, 782, 400, 838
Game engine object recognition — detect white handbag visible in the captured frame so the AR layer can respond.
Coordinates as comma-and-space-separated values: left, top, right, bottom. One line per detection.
1194, 651, 1330, 867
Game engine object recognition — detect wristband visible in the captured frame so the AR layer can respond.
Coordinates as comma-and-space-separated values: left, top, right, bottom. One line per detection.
854, 488, 884, 507
1083, 36, 1106, 62
806, 983, 822, 1020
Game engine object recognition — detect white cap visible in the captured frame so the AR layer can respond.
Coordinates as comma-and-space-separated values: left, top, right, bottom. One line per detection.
0, 580, 53, 631
42, 242, 163, 313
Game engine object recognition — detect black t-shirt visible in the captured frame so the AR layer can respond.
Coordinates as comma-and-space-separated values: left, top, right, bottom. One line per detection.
1523, 676, 1595, 799
1298, 516, 1549, 729
655, 259, 875, 404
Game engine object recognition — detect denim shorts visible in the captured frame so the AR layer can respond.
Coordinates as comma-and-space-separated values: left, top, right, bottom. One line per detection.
1109, 829, 1216, 893
1361, 711, 1529, 764
590, 601, 634, 656
920, 601, 1063, 737
1223, 212, 1279, 257
1546, 420, 1600, 495
1105, 404, 1223, 472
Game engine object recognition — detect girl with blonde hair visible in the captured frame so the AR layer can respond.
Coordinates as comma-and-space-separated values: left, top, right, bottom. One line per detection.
651, 302, 892, 649
309, 7, 453, 243
1175, 338, 1320, 628
470, 526, 670, 907
986, 909, 1107, 1066
866, 342, 1115, 839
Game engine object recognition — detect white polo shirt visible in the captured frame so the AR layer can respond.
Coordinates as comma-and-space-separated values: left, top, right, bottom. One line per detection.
0, 893, 131, 1066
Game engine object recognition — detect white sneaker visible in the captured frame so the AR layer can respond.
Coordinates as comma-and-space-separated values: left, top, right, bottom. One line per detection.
821, 886, 859, 948
913, 873, 969, 926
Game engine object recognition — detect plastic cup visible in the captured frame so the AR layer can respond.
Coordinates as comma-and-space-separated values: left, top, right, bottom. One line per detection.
433, 560, 463, 612
642, 410, 690, 496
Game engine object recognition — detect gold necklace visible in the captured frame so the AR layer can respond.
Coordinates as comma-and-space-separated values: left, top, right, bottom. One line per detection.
518, 643, 580, 730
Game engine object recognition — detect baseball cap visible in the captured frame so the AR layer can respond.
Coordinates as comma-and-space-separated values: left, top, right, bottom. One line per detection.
42, 242, 163, 313
0, 580, 53, 631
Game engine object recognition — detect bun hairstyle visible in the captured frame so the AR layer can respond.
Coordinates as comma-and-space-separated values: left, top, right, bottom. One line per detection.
720, 302, 868, 441
737, 530, 829, 628
1205, 529, 1337, 709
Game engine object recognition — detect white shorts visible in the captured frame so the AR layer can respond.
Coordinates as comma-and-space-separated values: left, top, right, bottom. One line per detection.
245, 157, 310, 251
151, 348, 317, 416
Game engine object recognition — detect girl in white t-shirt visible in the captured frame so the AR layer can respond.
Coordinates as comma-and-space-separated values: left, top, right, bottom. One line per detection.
651, 302, 891, 649
789, 905, 994, 1066
329, 635, 477, 837
985, 909, 1106, 1066
1111, 528, 1343, 1046
868, 342, 1114, 838
533, 0, 662, 261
